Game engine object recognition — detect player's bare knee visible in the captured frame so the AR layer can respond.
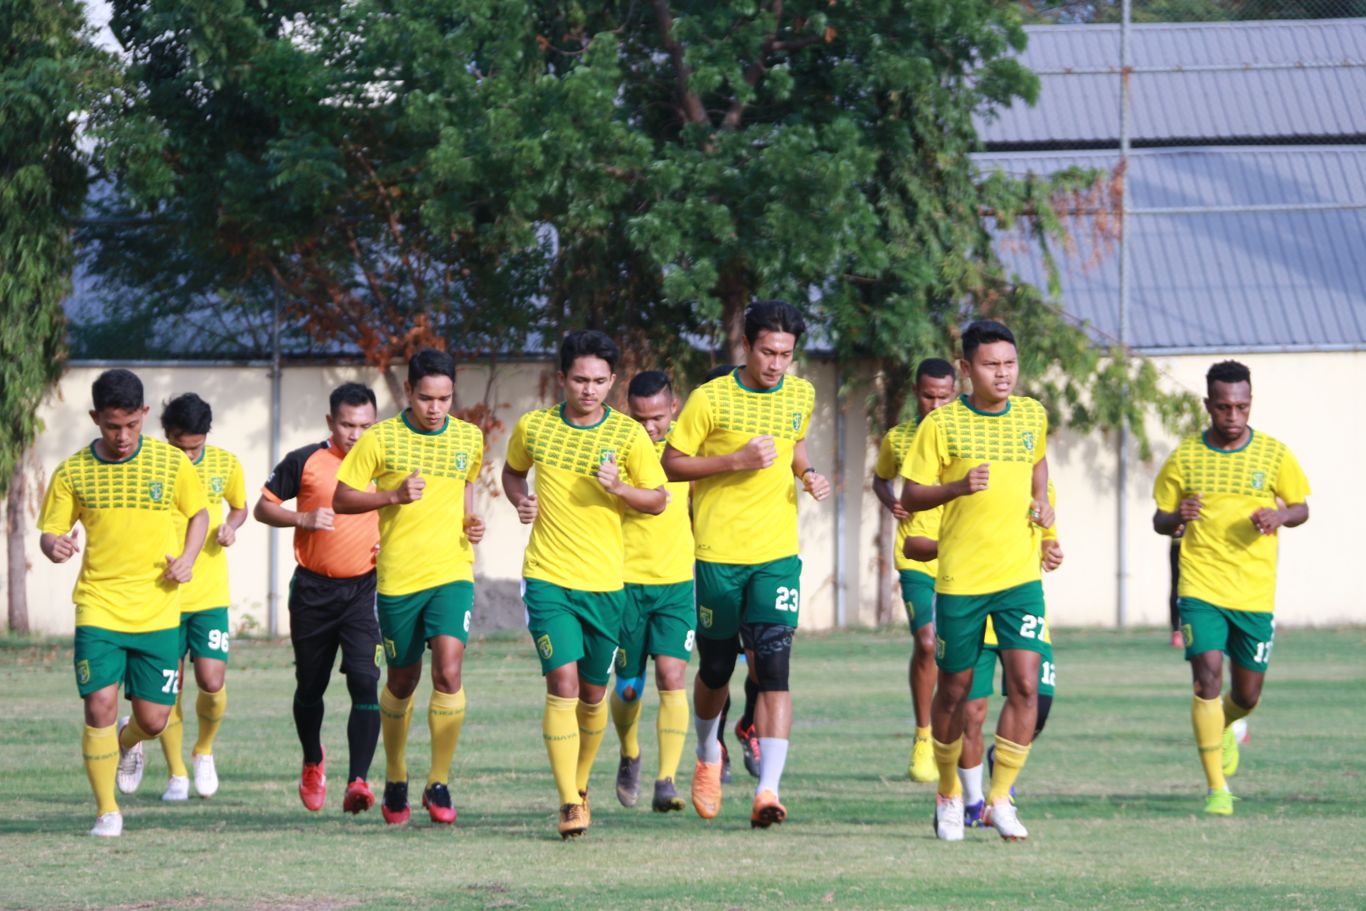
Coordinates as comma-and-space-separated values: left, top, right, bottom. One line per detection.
655, 659, 686, 693
385, 666, 422, 700
545, 665, 579, 699
696, 635, 739, 691
195, 659, 226, 693
913, 630, 936, 659
747, 624, 794, 692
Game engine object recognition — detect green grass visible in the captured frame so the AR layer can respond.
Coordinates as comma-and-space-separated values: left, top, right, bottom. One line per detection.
2, 628, 1364, 910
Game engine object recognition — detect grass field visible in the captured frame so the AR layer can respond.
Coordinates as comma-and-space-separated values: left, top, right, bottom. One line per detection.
1, 627, 1363, 911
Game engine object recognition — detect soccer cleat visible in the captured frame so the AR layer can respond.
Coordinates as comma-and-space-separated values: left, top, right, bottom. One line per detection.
720, 739, 732, 784
750, 789, 787, 828
89, 811, 124, 838
691, 758, 723, 819
381, 780, 410, 825
161, 775, 190, 802
734, 721, 761, 778
343, 778, 375, 814
909, 734, 936, 783
1222, 725, 1240, 778
578, 788, 592, 827
192, 752, 219, 798
964, 799, 986, 828
1204, 787, 1236, 816
652, 777, 685, 813
984, 798, 1029, 841
558, 801, 588, 839
115, 717, 145, 795
615, 754, 641, 807
422, 782, 456, 825
299, 751, 327, 812
1232, 718, 1251, 745
934, 794, 965, 841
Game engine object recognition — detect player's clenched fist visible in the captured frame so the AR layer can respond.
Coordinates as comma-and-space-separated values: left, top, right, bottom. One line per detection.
463, 513, 487, 544
394, 469, 425, 504
803, 470, 831, 502
516, 494, 539, 525
47, 529, 80, 562
1041, 539, 1064, 572
959, 463, 990, 495
1178, 492, 1204, 522
596, 453, 624, 495
164, 553, 194, 584
735, 435, 777, 471
298, 507, 335, 531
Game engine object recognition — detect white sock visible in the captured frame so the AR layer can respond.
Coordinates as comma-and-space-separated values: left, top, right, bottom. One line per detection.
756, 737, 789, 796
694, 713, 722, 763
959, 764, 984, 805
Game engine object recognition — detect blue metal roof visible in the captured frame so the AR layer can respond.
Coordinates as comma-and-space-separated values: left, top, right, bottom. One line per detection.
977, 19, 1366, 146
974, 146, 1366, 351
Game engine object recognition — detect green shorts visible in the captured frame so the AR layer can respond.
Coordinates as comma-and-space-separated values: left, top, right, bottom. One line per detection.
73, 625, 181, 705
1179, 597, 1275, 673
695, 555, 802, 640
934, 580, 1048, 674
615, 581, 696, 679
523, 578, 625, 686
967, 640, 1057, 701
179, 607, 230, 663
899, 570, 936, 634
377, 580, 474, 668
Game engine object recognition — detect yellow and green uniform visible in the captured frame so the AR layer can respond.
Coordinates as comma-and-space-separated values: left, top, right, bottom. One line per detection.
876, 419, 942, 632
1155, 429, 1310, 671
337, 411, 484, 666
903, 395, 1049, 673
667, 369, 816, 638
173, 445, 246, 661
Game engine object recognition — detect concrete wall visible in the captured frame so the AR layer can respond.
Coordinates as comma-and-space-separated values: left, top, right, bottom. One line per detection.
3, 351, 1351, 635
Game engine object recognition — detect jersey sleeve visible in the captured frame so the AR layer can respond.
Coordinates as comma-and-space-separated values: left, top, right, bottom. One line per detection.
174, 454, 209, 518
1153, 450, 1184, 512
665, 387, 713, 456
1274, 447, 1311, 504
626, 424, 667, 490
873, 434, 899, 481
902, 418, 948, 486
38, 463, 78, 535
262, 445, 313, 504
504, 413, 533, 473
225, 457, 247, 509
336, 430, 383, 491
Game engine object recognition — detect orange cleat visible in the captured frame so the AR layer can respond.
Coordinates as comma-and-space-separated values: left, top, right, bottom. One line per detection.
750, 789, 787, 828
691, 758, 723, 819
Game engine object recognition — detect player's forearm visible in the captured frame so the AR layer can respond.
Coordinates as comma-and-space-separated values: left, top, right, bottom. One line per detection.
253, 497, 299, 528
904, 536, 938, 561
1153, 509, 1183, 536
871, 476, 899, 512
225, 506, 249, 531
616, 484, 668, 516
1031, 457, 1049, 502
501, 466, 531, 507
1281, 502, 1309, 528
332, 482, 395, 514
180, 509, 210, 563
791, 439, 812, 477
901, 480, 965, 512
661, 447, 737, 482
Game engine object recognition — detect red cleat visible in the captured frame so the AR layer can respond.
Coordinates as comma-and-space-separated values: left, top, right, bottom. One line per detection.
299, 748, 327, 812
422, 782, 457, 825
343, 778, 375, 814
381, 780, 410, 825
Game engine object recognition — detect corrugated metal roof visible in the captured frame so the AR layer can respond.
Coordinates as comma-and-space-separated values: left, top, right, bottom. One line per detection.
977, 19, 1366, 146
974, 146, 1366, 351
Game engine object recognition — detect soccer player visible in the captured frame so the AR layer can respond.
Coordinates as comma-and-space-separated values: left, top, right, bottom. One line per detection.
871, 357, 956, 782
662, 300, 829, 829
1152, 360, 1310, 816
610, 370, 695, 814
501, 330, 668, 838
38, 369, 208, 836
254, 382, 384, 814
334, 350, 486, 826
901, 319, 1052, 842
155, 393, 247, 801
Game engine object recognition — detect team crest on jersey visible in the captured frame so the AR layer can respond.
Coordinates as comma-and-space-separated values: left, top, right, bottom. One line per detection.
537, 634, 554, 660
76, 659, 91, 685
791, 412, 802, 431
147, 480, 165, 502
1250, 471, 1267, 491
699, 606, 714, 629
210, 476, 224, 495
1021, 431, 1035, 452
455, 452, 468, 472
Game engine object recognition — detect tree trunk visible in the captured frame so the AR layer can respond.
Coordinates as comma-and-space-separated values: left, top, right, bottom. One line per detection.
716, 263, 750, 364
6, 461, 30, 635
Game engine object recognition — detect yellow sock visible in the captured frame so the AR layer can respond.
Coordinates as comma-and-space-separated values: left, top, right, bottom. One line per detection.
915, 725, 932, 740
932, 736, 963, 797
987, 735, 1031, 803
1222, 691, 1254, 727
656, 689, 689, 782
193, 686, 227, 756
84, 724, 120, 816
610, 691, 643, 760
1192, 694, 1226, 790
575, 697, 609, 794
380, 686, 414, 783
119, 715, 154, 751
543, 694, 580, 805
426, 688, 466, 787
160, 690, 188, 777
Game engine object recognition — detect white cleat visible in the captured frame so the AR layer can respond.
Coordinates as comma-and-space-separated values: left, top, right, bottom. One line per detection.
162, 775, 190, 801
89, 811, 123, 837
934, 794, 965, 842
115, 717, 144, 795
985, 798, 1029, 841
1232, 718, 1250, 745
193, 753, 219, 798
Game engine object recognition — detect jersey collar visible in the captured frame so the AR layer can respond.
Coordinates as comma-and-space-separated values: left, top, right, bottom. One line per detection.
559, 402, 612, 430
89, 435, 144, 464
1202, 428, 1255, 454
960, 394, 1011, 417
733, 368, 784, 394
401, 409, 449, 436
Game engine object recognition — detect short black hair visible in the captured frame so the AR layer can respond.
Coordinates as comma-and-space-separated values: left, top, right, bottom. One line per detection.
704, 363, 738, 383
408, 348, 455, 386
744, 300, 805, 345
559, 330, 620, 374
915, 358, 955, 383
329, 382, 377, 416
628, 371, 672, 400
1206, 360, 1251, 393
161, 393, 213, 435
91, 369, 144, 412
961, 320, 1017, 362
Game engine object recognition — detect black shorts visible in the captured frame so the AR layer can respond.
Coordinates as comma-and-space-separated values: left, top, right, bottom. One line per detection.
289, 567, 381, 682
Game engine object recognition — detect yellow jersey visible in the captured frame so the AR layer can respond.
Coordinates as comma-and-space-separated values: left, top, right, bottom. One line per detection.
667, 370, 816, 565
39, 436, 208, 633
623, 435, 694, 586
506, 404, 666, 592
903, 395, 1048, 596
1154, 430, 1309, 614
874, 419, 939, 578
336, 411, 484, 596
174, 444, 246, 613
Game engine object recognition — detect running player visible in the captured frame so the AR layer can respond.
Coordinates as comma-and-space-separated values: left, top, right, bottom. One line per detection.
254, 382, 384, 814
1152, 360, 1310, 816
611, 370, 695, 814
501, 330, 668, 839
334, 350, 486, 826
662, 300, 829, 829
155, 393, 246, 801
38, 369, 208, 836
871, 357, 956, 782
901, 319, 1052, 842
